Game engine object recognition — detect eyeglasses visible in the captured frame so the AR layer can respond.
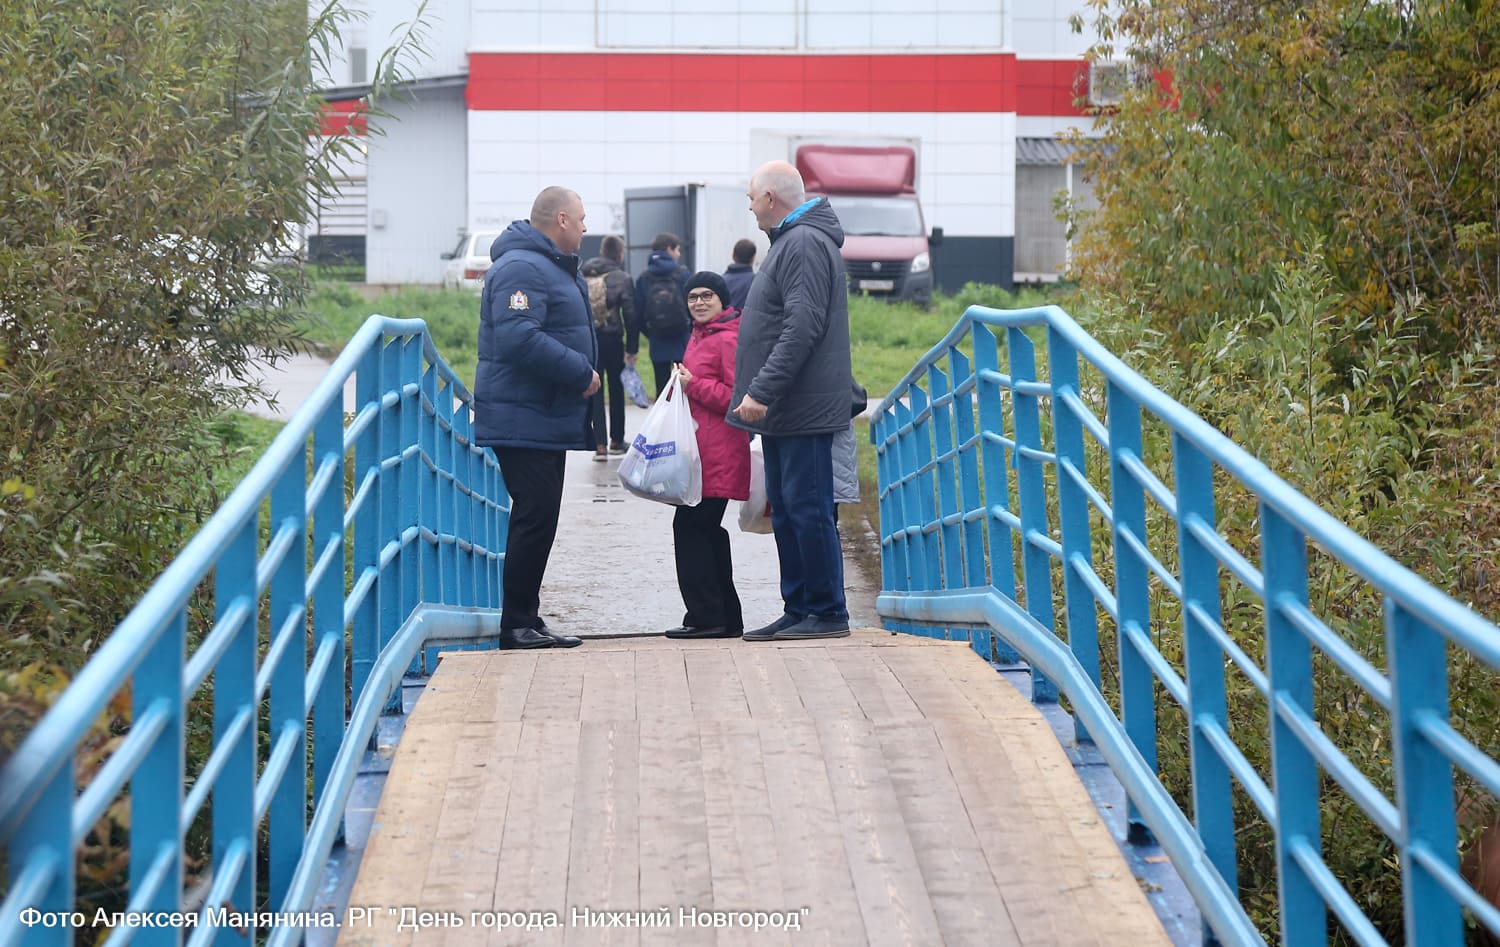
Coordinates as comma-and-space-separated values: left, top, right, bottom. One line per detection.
686, 291, 718, 303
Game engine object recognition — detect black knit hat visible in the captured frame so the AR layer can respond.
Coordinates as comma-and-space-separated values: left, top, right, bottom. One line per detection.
685, 271, 732, 310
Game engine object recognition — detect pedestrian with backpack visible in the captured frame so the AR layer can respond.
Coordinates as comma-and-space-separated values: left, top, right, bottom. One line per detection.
581, 235, 638, 460
633, 232, 692, 398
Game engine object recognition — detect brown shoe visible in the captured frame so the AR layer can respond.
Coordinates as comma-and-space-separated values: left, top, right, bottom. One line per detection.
592, 449, 608, 463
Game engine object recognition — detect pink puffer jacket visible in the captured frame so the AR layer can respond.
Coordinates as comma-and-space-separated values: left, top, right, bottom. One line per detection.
680, 311, 750, 501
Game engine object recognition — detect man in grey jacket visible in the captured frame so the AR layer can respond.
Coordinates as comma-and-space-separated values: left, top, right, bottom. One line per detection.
729, 160, 853, 640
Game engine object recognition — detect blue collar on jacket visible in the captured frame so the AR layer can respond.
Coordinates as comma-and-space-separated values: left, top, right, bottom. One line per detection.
780, 198, 821, 228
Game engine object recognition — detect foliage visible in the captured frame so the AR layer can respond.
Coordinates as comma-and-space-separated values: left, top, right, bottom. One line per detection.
0, 0, 425, 672
1072, 0, 1500, 352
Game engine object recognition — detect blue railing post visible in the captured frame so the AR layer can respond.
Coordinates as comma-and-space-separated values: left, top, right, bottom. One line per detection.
130, 611, 186, 946
972, 324, 1020, 663
213, 522, 257, 938
420, 364, 441, 611
486, 443, 506, 610
351, 343, 382, 709
1110, 389, 1156, 843
1049, 332, 1100, 739
1262, 506, 1325, 947
908, 386, 943, 637
928, 364, 965, 640
893, 397, 928, 630
267, 460, 308, 909
437, 386, 459, 607
872, 411, 901, 602
949, 347, 992, 660
378, 338, 402, 667
1008, 327, 1058, 702
6, 762, 72, 946
455, 410, 477, 610
399, 336, 422, 628
1387, 601, 1462, 946
310, 401, 346, 811
1176, 438, 1236, 881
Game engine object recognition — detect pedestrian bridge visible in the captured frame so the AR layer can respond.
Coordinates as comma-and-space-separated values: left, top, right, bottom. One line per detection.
3, 305, 1499, 946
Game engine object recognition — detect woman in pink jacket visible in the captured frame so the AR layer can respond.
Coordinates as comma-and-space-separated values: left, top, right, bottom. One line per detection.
664, 272, 751, 639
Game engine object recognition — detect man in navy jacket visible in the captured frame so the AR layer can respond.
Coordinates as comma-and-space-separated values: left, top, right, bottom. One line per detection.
474, 186, 599, 648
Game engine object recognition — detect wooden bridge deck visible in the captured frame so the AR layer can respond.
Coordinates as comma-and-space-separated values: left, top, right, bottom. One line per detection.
341, 631, 1168, 946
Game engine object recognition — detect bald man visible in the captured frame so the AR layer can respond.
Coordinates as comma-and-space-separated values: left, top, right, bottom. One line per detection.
474, 186, 601, 649
728, 160, 853, 641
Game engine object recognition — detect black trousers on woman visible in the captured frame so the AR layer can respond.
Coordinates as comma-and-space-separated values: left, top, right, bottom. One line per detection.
673, 497, 743, 632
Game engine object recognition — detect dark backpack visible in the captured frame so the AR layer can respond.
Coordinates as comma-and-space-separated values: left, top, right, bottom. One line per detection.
640, 270, 690, 338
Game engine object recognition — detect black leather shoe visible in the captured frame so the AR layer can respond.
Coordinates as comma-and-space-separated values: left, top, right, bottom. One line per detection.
664, 625, 739, 639
608, 441, 628, 454
536, 621, 583, 648
773, 617, 851, 640
743, 613, 802, 641
499, 625, 557, 649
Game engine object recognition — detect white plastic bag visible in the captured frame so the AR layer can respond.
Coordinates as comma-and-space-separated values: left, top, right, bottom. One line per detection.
617, 371, 702, 506
738, 439, 773, 533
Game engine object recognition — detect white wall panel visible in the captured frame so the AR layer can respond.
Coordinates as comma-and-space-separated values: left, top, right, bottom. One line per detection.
805, 13, 872, 48
470, 109, 1015, 238
364, 88, 467, 284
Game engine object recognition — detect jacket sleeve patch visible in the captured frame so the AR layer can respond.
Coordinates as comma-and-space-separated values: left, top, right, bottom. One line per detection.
508, 290, 530, 310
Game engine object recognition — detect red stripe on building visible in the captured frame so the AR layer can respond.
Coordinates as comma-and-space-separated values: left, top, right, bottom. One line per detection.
318, 99, 368, 136
467, 53, 1083, 115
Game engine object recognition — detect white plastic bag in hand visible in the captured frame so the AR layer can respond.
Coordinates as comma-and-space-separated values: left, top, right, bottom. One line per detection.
738, 439, 773, 533
617, 371, 702, 506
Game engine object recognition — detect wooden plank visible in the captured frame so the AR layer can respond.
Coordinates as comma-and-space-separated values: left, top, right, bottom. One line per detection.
777, 647, 864, 719
875, 644, 991, 720
522, 652, 586, 721
922, 646, 1038, 719
341, 656, 487, 946
563, 720, 642, 947
683, 648, 750, 721
827, 646, 923, 723
632, 648, 692, 723
729, 646, 804, 721
930, 716, 1084, 946
815, 714, 945, 947
637, 721, 714, 947
467, 651, 539, 723
1007, 718, 1170, 945
579, 649, 636, 721
758, 719, 867, 946
873, 721, 1021, 947
485, 719, 582, 947
697, 719, 787, 947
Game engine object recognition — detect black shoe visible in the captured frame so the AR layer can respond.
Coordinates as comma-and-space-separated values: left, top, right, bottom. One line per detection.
536, 620, 583, 648
743, 613, 802, 641
608, 441, 627, 454
499, 625, 557, 649
773, 616, 851, 640
664, 625, 739, 639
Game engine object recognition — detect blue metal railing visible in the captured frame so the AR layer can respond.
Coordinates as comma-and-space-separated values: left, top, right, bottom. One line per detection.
871, 304, 1500, 947
0, 317, 509, 946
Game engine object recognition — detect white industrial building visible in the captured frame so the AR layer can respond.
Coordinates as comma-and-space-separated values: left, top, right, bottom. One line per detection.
311, 1, 1107, 290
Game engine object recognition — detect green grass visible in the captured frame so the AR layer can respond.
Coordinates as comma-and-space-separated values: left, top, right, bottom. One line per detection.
298, 280, 1067, 400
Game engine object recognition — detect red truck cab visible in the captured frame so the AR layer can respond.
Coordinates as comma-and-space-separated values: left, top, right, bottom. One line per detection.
795, 144, 942, 305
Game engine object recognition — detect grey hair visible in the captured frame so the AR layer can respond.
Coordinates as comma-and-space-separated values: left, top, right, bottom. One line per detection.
752, 161, 805, 207
530, 186, 580, 226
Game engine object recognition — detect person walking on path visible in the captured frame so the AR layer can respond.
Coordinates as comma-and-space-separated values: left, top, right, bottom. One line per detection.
723, 238, 757, 312
634, 232, 692, 398
473, 186, 599, 649
729, 160, 854, 642
581, 234, 638, 460
664, 272, 750, 640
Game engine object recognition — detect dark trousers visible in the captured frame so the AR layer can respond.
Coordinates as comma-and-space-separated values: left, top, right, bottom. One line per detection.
763, 432, 848, 621
492, 447, 566, 630
591, 332, 626, 447
651, 359, 674, 399
673, 497, 743, 631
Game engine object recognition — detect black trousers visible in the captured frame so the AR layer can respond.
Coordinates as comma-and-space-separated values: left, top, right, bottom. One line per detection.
493, 447, 566, 630
651, 359, 674, 399
591, 332, 626, 447
673, 498, 743, 632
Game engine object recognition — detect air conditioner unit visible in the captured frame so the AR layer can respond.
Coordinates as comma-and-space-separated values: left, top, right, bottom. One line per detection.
1088, 61, 1131, 107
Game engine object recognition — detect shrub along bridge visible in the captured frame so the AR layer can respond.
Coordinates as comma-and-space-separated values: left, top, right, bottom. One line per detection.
3, 307, 1499, 945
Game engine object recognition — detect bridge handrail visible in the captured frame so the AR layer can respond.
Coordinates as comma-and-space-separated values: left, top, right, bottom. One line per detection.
871, 303, 1500, 947
0, 316, 507, 945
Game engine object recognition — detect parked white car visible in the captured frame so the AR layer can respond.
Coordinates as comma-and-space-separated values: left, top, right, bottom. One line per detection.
440, 231, 502, 291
